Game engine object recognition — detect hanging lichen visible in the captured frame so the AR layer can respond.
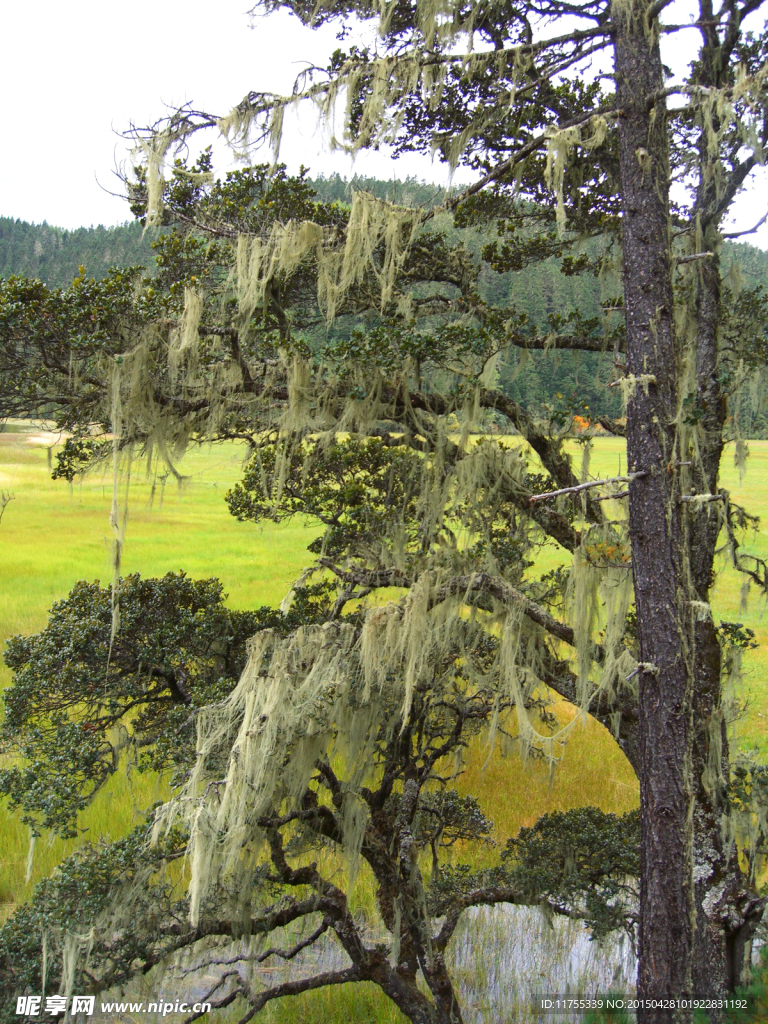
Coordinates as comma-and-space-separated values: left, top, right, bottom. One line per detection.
169, 287, 203, 382
138, 130, 174, 229
545, 116, 609, 235
317, 191, 425, 319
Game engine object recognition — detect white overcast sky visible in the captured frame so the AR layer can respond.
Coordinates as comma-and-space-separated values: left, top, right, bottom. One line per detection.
2, 0, 767, 248
0, 0, 447, 230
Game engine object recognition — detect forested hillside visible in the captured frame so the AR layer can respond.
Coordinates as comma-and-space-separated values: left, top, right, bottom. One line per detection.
3, 174, 768, 432
6, 174, 768, 293
0, 218, 156, 287
0, 177, 441, 288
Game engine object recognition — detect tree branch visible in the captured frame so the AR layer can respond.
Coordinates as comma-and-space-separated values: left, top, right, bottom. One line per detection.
528, 471, 646, 503
317, 560, 591, 654
723, 208, 768, 239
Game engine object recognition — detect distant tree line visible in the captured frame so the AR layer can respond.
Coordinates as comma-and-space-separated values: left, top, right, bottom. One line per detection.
0, 218, 156, 289
3, 175, 768, 434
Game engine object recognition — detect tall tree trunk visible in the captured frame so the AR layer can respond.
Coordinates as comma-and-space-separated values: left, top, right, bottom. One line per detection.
687, 190, 765, 1008
687, 239, 737, 1009
612, 3, 695, 1018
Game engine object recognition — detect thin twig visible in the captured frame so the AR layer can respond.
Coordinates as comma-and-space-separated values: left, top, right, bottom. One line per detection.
723, 209, 768, 239
529, 472, 646, 504
592, 490, 629, 501
676, 252, 715, 263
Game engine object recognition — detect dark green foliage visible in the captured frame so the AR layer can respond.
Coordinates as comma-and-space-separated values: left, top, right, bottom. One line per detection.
503, 807, 640, 940
0, 820, 187, 1018
0, 572, 334, 837
327, 314, 497, 382
427, 806, 640, 945
718, 622, 759, 651
0, 268, 153, 431
414, 791, 494, 876
130, 158, 345, 236
227, 437, 425, 559
51, 433, 111, 481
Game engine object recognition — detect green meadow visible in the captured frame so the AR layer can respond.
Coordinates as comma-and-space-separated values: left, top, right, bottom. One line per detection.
1, 424, 766, 1019
0, 425, 324, 912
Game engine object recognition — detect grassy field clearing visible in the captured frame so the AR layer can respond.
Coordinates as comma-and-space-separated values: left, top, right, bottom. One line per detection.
582, 436, 768, 754
0, 425, 765, 1019
0, 426, 323, 909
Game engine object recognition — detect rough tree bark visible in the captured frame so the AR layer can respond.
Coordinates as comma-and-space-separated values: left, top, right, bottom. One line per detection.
613, 2, 695, 1017
686, 53, 765, 1002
